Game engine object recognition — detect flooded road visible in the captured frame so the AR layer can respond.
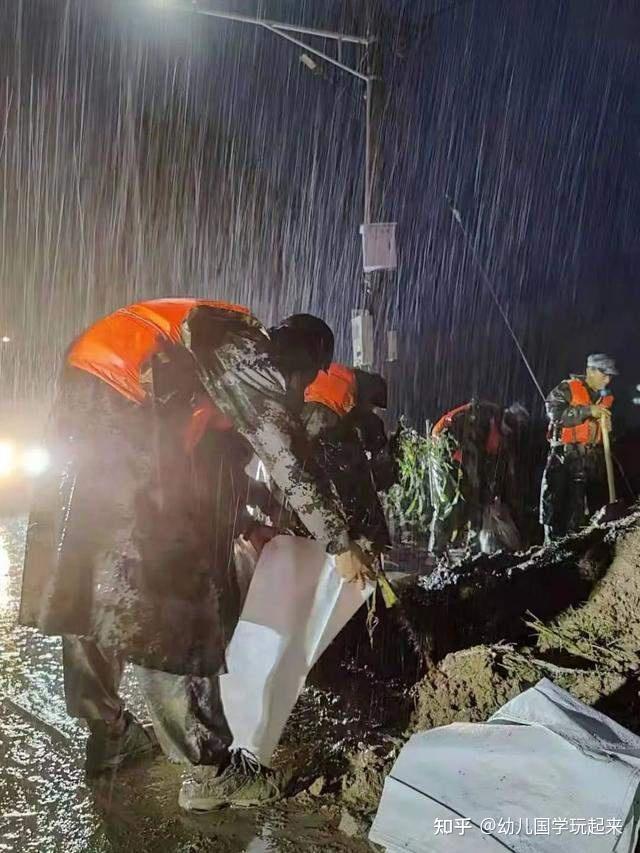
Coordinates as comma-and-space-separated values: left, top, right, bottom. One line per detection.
0, 517, 376, 853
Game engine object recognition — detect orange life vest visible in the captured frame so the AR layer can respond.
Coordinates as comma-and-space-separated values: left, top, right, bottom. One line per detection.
432, 403, 471, 438
68, 298, 250, 404
560, 378, 613, 445
304, 362, 357, 418
68, 298, 250, 450
432, 402, 502, 462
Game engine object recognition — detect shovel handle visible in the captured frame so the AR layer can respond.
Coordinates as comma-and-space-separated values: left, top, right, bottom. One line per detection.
601, 417, 617, 503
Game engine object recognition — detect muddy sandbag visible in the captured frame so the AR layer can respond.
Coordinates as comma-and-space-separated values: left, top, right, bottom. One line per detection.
479, 499, 521, 554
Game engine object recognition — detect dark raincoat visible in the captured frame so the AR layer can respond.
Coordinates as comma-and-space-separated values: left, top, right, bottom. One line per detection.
429, 401, 519, 553
301, 402, 392, 552
540, 376, 610, 538
19, 304, 350, 676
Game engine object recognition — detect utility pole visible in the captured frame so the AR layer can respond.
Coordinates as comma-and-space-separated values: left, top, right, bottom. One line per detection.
158, 1, 395, 370
363, 0, 385, 352
350, 0, 397, 375
363, 0, 384, 267
357, 0, 397, 423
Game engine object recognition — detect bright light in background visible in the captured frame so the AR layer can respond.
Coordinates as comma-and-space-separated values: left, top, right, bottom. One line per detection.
1, 336, 10, 343
22, 447, 50, 477
0, 442, 15, 477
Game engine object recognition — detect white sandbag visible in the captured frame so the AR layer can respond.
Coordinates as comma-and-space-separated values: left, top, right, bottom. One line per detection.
233, 536, 259, 604
220, 535, 373, 767
479, 499, 521, 554
370, 679, 640, 853
490, 678, 640, 762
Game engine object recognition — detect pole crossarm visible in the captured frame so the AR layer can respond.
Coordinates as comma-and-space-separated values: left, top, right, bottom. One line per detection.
199, 8, 370, 45
164, 3, 370, 42
261, 23, 370, 82
270, 22, 371, 46
162, 2, 374, 81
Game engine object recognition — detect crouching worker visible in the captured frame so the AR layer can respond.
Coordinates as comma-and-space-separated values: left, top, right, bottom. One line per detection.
428, 399, 528, 556
302, 363, 395, 552
19, 299, 373, 806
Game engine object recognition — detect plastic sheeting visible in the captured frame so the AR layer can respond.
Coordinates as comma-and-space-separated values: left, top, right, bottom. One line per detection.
220, 535, 374, 767
370, 679, 640, 853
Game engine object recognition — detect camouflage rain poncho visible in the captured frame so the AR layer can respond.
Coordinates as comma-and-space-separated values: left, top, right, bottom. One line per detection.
20, 306, 349, 676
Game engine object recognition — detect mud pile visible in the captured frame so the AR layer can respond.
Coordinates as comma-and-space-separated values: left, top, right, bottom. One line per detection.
278, 510, 640, 823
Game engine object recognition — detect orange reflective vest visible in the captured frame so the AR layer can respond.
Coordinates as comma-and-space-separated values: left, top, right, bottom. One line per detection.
68, 298, 250, 450
68, 298, 249, 403
432, 402, 502, 463
432, 403, 471, 438
560, 378, 613, 445
304, 362, 357, 418
432, 403, 470, 463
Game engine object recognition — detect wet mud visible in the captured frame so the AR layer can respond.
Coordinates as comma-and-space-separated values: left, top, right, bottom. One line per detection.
3, 510, 640, 850
0, 517, 376, 852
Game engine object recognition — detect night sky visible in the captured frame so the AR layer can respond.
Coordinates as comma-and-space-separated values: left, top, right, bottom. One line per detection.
0, 0, 639, 430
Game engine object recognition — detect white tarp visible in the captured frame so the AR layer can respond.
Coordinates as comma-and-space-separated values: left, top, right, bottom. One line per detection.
370, 679, 640, 853
220, 535, 373, 767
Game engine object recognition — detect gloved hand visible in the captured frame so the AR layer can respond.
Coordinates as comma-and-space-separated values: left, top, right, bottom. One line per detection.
245, 524, 280, 556
334, 541, 377, 589
590, 405, 611, 423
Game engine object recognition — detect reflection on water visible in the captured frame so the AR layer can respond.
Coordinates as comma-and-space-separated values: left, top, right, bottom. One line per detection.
0, 519, 366, 852
0, 539, 10, 607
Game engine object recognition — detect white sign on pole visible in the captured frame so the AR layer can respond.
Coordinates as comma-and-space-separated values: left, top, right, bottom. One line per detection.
351, 309, 374, 367
360, 222, 397, 272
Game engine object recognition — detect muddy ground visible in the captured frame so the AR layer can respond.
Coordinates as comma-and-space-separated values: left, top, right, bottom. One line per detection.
2, 510, 640, 851
0, 517, 377, 852
331, 509, 640, 818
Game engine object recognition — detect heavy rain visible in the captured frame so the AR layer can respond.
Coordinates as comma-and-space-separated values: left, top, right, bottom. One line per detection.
1, 1, 640, 852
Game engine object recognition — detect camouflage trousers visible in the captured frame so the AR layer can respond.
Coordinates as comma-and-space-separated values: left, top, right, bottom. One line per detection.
63, 636, 231, 765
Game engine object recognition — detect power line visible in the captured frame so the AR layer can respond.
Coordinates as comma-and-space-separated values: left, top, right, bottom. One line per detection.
446, 197, 546, 402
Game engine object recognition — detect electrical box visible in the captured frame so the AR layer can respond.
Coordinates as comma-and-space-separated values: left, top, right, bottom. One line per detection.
360, 222, 397, 272
351, 309, 374, 368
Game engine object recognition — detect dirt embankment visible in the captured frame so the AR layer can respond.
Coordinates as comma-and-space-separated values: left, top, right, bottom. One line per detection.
282, 511, 640, 823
